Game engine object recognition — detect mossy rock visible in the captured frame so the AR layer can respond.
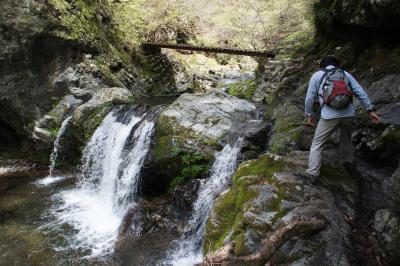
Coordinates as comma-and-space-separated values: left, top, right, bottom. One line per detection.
204, 152, 355, 263
142, 114, 216, 196
224, 79, 257, 100
267, 101, 309, 155
204, 153, 294, 256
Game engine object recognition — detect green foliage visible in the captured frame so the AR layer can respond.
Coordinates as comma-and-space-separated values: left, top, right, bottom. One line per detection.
112, 0, 198, 46
168, 152, 210, 192
111, 0, 316, 52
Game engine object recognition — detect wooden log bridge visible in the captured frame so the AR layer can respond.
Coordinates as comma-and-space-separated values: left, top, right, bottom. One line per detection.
142, 42, 276, 58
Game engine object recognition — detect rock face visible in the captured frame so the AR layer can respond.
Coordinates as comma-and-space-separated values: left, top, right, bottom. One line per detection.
0, 0, 136, 161
364, 75, 400, 125
0, 0, 190, 164
315, 0, 400, 33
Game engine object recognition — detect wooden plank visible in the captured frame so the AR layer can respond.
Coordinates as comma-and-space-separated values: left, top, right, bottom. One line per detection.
142, 43, 275, 58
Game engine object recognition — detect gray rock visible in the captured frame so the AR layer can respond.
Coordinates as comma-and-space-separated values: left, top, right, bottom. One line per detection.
69, 87, 93, 101
32, 126, 54, 146
159, 91, 259, 143
363, 75, 400, 125
366, 75, 400, 104
382, 164, 400, 206
37, 115, 57, 129
73, 87, 132, 122
51, 95, 83, 121
223, 69, 241, 80
374, 209, 400, 261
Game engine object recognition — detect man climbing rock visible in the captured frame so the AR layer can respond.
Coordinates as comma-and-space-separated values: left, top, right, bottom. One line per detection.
304, 56, 380, 183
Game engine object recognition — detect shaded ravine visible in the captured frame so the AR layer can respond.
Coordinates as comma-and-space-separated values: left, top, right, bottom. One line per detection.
43, 106, 156, 258
164, 138, 243, 265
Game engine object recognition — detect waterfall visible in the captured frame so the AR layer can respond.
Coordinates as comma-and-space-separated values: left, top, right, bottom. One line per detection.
167, 138, 243, 265
49, 116, 72, 176
49, 106, 156, 257
34, 116, 72, 187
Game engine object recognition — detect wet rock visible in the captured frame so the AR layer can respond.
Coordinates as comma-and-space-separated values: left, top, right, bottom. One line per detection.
116, 197, 180, 265
171, 180, 201, 219
115, 231, 178, 266
0, 160, 47, 180
373, 209, 400, 263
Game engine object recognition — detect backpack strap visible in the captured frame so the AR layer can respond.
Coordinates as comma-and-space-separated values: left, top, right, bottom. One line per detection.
315, 69, 329, 100
316, 68, 336, 108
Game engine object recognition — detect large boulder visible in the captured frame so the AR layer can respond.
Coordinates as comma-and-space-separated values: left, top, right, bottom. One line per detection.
203, 153, 356, 265
141, 91, 266, 196
364, 74, 400, 125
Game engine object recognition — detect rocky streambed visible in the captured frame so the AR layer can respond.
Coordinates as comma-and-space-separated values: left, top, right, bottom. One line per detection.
1, 0, 400, 265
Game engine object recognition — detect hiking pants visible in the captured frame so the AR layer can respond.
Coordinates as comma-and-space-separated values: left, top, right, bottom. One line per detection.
306, 117, 354, 176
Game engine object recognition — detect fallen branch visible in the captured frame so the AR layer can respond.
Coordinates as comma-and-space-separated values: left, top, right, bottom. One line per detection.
199, 218, 326, 266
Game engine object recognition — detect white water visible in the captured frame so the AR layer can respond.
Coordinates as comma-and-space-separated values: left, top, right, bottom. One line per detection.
168, 138, 243, 265
47, 108, 155, 257
49, 116, 72, 176
34, 116, 72, 187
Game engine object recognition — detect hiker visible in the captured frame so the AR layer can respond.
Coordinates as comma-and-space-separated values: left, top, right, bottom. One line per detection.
304, 56, 380, 183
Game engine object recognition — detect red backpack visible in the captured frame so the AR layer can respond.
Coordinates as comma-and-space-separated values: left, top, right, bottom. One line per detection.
318, 69, 353, 109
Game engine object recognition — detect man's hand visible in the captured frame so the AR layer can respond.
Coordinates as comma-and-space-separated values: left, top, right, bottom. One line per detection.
307, 116, 316, 127
368, 111, 380, 124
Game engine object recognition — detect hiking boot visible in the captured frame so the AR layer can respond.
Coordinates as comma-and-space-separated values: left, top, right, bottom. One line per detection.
295, 171, 319, 184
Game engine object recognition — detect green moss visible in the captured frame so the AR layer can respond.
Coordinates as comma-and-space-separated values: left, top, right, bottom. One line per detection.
204, 154, 293, 254
223, 79, 257, 100
71, 102, 114, 144
233, 154, 287, 180
48, 0, 114, 51
49, 127, 59, 138
267, 101, 305, 155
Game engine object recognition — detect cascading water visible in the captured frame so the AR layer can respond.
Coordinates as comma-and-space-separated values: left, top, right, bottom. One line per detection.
49, 116, 72, 176
167, 138, 243, 265
34, 116, 72, 187
47, 106, 156, 258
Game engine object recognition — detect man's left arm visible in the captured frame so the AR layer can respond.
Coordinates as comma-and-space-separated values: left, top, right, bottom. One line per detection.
346, 72, 380, 123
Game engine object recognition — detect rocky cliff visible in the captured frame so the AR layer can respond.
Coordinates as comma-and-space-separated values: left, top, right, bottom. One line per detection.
0, 0, 193, 165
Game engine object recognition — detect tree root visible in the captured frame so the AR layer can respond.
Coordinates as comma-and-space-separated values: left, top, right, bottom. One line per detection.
198, 218, 326, 266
